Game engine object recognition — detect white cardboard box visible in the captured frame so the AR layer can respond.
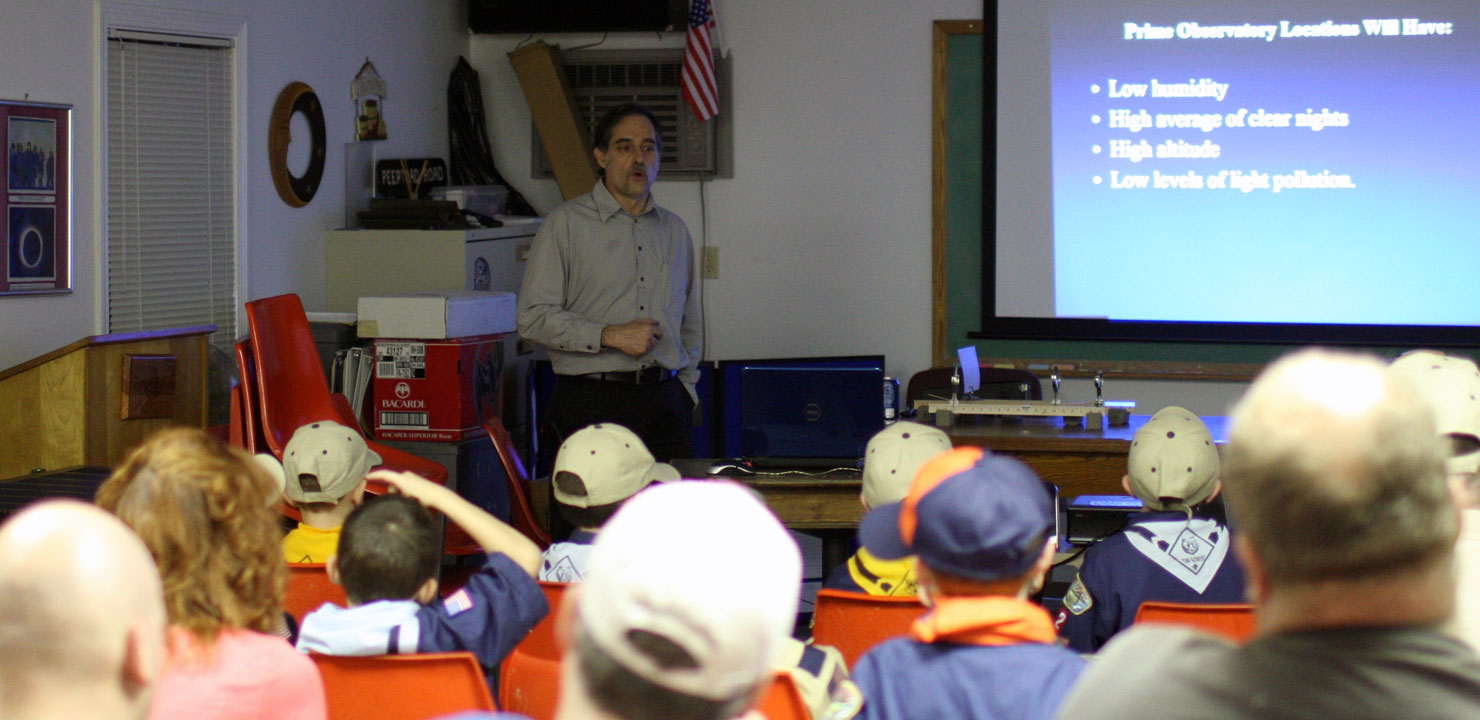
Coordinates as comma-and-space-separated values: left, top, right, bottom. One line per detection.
357, 291, 517, 339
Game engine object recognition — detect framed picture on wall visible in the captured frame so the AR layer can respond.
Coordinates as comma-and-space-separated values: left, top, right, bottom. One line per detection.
2, 100, 70, 296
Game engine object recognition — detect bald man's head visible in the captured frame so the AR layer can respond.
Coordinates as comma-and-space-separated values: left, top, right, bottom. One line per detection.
1225, 349, 1455, 586
0, 500, 165, 719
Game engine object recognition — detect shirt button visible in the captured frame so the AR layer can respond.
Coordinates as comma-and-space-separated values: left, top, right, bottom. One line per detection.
638, 246, 643, 251
640, 277, 645, 282
640, 306, 645, 311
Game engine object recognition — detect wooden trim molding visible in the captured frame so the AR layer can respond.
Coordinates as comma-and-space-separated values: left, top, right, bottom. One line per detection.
932, 20, 982, 364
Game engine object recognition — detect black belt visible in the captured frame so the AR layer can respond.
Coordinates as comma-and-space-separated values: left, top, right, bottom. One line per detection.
580, 367, 676, 385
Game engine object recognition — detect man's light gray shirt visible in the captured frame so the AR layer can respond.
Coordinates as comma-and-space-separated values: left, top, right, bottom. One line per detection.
516, 182, 701, 396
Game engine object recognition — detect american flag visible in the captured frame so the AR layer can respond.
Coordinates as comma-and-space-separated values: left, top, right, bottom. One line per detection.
442, 588, 474, 616
681, 0, 719, 122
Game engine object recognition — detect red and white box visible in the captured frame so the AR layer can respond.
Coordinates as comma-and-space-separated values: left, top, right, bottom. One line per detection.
371, 334, 505, 442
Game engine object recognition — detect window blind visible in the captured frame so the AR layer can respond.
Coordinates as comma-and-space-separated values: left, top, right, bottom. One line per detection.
106, 33, 235, 345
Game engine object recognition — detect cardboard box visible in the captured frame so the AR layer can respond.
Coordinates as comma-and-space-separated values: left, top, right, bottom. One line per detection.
509, 40, 598, 200
357, 291, 516, 339
372, 335, 505, 442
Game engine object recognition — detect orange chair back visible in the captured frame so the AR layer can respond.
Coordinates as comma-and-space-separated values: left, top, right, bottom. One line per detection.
284, 562, 349, 623
499, 645, 563, 720
758, 671, 810, 720
485, 418, 551, 548
498, 581, 570, 720
312, 652, 494, 720
519, 582, 569, 660
1133, 601, 1256, 642
811, 589, 925, 667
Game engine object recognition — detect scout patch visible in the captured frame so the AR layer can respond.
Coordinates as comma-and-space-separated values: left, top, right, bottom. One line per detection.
1064, 575, 1093, 615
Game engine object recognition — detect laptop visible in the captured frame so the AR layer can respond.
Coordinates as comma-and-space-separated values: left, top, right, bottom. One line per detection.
738, 365, 883, 471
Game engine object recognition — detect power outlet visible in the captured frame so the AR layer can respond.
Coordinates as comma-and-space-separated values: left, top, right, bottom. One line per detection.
700, 246, 719, 279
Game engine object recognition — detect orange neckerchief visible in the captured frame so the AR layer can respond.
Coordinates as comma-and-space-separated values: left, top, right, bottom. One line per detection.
911, 595, 1058, 646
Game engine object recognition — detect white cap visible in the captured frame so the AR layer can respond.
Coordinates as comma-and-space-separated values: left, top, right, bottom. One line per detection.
861, 422, 955, 508
1128, 407, 1220, 511
579, 481, 801, 702
553, 424, 679, 508
1387, 350, 1480, 475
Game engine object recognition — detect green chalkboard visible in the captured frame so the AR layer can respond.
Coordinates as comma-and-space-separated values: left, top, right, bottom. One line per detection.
931, 22, 1438, 380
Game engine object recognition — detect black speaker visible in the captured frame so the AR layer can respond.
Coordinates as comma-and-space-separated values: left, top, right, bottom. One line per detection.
468, 0, 689, 35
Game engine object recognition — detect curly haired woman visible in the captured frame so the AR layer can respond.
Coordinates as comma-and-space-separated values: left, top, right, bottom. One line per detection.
96, 428, 326, 720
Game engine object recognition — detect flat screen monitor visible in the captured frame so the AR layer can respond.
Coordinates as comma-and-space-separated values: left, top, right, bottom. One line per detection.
717, 356, 885, 461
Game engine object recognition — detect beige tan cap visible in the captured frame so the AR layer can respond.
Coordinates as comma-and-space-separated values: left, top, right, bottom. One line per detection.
553, 423, 679, 508
1386, 349, 1480, 474
862, 421, 955, 508
282, 420, 382, 504
1127, 406, 1219, 511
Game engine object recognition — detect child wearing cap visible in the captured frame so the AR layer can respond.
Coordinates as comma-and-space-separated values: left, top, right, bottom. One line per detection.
294, 469, 548, 687
823, 422, 954, 596
544, 424, 861, 720
1055, 406, 1245, 653
541, 423, 679, 582
1386, 350, 1480, 651
851, 447, 1084, 720
556, 481, 803, 720
278, 421, 381, 563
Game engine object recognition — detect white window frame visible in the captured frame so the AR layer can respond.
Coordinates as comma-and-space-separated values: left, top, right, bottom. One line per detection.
98, 2, 248, 340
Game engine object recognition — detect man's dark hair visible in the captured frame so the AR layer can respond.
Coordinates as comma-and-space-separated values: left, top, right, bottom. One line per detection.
593, 103, 663, 152
574, 622, 752, 720
335, 495, 440, 605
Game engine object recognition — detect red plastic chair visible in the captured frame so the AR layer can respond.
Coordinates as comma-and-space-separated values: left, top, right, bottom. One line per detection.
758, 671, 810, 720
284, 562, 349, 623
243, 294, 447, 489
311, 652, 495, 720
227, 380, 250, 450
484, 418, 552, 549
232, 339, 271, 454
810, 589, 926, 667
1133, 601, 1256, 643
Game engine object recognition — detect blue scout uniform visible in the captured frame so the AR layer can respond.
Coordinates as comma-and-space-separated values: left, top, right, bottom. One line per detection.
852, 596, 1085, 720
1056, 510, 1245, 653
296, 552, 548, 690
823, 546, 918, 597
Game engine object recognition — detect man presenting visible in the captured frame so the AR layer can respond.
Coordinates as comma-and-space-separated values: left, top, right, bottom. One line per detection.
518, 103, 701, 461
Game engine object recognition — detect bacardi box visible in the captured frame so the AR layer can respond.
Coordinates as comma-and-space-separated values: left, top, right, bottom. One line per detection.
372, 334, 505, 442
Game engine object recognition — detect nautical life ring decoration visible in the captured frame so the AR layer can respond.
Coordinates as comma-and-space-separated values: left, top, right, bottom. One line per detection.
268, 82, 326, 207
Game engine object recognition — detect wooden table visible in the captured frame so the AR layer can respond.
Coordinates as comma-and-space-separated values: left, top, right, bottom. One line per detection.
689, 415, 1229, 529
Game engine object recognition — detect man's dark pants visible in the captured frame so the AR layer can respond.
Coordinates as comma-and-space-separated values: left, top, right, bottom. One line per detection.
546, 374, 694, 462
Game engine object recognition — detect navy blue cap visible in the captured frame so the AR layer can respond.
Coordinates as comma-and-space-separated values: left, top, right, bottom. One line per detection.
858, 448, 1053, 582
